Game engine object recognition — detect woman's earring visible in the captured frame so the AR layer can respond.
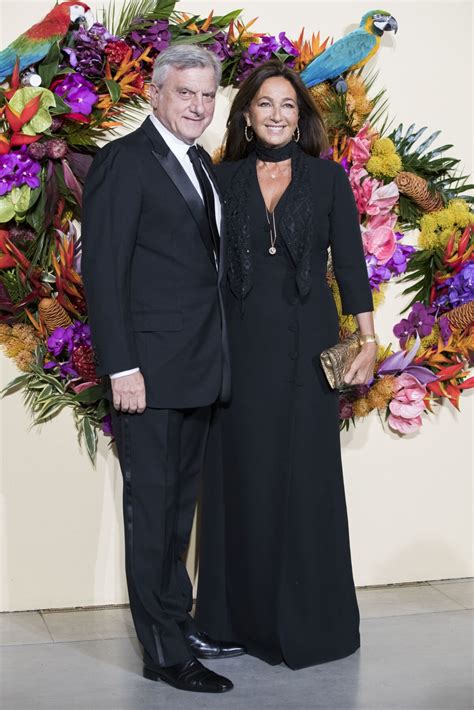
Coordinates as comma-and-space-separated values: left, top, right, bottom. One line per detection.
244, 125, 254, 142
294, 125, 300, 143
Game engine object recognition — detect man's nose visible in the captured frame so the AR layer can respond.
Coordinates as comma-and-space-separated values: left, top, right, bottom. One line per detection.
190, 92, 205, 114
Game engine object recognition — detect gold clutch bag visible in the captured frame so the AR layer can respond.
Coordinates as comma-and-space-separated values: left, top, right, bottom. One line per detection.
319, 330, 361, 390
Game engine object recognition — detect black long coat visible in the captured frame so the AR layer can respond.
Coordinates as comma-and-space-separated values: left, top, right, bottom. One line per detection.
195, 146, 374, 669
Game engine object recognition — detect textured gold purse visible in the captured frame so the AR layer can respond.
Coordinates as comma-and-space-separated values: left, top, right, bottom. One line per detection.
319, 330, 361, 390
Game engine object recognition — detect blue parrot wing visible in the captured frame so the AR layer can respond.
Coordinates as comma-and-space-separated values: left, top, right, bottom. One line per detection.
0, 37, 51, 82
301, 29, 377, 87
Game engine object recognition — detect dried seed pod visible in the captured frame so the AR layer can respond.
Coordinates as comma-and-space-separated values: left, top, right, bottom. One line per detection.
38, 298, 72, 333
395, 171, 444, 212
444, 301, 474, 331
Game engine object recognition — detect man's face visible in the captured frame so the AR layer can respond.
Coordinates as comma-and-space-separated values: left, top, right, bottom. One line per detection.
149, 66, 217, 144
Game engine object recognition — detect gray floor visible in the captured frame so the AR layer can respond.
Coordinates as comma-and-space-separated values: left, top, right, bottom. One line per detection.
1, 579, 472, 710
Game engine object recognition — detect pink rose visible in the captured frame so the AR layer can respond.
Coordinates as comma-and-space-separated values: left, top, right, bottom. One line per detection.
362, 225, 397, 263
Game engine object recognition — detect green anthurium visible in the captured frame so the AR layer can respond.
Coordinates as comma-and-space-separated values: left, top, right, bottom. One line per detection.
8, 87, 56, 136
10, 184, 32, 213
0, 194, 15, 222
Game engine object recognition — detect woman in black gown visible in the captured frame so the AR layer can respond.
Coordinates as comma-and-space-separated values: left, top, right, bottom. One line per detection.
195, 60, 377, 670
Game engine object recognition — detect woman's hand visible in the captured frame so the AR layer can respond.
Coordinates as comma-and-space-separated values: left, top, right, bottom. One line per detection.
343, 342, 377, 386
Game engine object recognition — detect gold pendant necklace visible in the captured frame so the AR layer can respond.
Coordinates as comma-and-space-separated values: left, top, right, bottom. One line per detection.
265, 206, 277, 255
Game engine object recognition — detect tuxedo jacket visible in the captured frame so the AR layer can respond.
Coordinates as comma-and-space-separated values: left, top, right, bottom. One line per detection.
81, 116, 230, 409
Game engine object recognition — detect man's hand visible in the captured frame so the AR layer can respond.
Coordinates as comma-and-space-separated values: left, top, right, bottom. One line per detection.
111, 371, 146, 413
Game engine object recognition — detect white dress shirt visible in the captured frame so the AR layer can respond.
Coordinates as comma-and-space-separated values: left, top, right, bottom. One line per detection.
110, 114, 221, 380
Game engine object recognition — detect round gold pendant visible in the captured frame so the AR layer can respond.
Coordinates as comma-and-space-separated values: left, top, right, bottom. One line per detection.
269, 246, 276, 255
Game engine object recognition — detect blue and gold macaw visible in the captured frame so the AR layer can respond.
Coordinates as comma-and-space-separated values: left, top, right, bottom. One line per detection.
300, 10, 398, 91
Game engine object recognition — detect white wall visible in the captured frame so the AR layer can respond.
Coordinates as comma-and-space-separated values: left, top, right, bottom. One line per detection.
0, 0, 472, 611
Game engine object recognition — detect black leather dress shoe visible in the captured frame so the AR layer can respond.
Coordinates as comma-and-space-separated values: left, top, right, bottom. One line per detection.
186, 631, 246, 659
143, 658, 233, 693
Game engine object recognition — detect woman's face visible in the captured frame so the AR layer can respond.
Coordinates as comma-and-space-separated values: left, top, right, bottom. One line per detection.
245, 77, 299, 148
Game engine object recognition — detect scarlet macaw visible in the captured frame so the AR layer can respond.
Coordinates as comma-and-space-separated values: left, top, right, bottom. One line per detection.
300, 10, 398, 91
0, 2, 94, 83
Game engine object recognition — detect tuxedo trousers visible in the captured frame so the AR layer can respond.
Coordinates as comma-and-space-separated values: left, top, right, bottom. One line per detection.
111, 405, 211, 667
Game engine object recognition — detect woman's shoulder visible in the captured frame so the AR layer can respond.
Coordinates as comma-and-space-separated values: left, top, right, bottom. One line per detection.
213, 156, 251, 190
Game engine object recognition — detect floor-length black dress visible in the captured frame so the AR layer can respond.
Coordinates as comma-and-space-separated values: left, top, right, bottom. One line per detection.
195, 144, 374, 669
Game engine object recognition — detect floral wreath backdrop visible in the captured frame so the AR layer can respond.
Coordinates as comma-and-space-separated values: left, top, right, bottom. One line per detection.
0, 1, 472, 460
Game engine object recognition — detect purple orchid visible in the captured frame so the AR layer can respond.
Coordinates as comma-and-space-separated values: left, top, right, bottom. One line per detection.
47, 326, 74, 356
432, 262, 474, 310
63, 23, 117, 78
278, 32, 299, 58
385, 233, 416, 276
366, 254, 391, 290
102, 413, 113, 437
206, 30, 234, 61
54, 73, 97, 115
45, 321, 92, 381
377, 332, 437, 384
393, 302, 436, 348
127, 18, 171, 59
0, 148, 41, 194
438, 314, 452, 344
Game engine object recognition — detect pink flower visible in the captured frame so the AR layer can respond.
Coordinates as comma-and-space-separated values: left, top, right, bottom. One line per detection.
349, 123, 374, 168
388, 373, 427, 434
367, 212, 398, 230
349, 167, 399, 218
387, 413, 423, 434
362, 224, 397, 263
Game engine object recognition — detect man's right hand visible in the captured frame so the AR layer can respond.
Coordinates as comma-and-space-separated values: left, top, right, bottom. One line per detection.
111, 371, 146, 413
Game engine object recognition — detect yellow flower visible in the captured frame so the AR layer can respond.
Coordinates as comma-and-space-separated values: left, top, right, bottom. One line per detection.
371, 137, 396, 157
418, 199, 473, 250
367, 152, 402, 179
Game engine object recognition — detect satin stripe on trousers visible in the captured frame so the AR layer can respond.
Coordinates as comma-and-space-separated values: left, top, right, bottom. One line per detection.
111, 405, 211, 667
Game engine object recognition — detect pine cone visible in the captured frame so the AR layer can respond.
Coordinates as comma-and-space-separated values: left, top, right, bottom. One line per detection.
444, 301, 474, 330
72, 345, 99, 383
38, 298, 72, 334
395, 171, 444, 212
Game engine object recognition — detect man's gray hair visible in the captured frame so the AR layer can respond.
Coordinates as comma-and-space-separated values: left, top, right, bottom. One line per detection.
152, 45, 222, 88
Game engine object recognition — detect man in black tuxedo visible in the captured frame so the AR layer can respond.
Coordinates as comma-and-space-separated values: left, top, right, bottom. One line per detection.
81, 45, 243, 694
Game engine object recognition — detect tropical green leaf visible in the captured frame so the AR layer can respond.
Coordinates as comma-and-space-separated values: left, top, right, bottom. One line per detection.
74, 384, 107, 404
38, 41, 62, 89
105, 79, 122, 104
1, 374, 29, 396
81, 416, 97, 463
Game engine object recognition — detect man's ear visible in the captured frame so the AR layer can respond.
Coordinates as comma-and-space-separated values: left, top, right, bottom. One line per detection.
149, 83, 160, 109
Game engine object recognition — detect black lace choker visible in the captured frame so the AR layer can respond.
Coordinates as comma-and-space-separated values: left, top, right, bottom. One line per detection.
255, 139, 296, 163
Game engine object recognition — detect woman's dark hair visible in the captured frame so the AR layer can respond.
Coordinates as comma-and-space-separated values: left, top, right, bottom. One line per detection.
223, 59, 329, 161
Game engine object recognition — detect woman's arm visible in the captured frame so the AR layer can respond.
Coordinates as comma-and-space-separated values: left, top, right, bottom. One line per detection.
328, 162, 377, 385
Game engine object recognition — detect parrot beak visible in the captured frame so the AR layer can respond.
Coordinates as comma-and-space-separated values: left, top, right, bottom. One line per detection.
84, 9, 95, 28
70, 6, 95, 27
385, 15, 398, 34
373, 14, 398, 35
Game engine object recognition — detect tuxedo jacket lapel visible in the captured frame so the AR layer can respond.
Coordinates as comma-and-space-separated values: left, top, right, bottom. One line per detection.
198, 146, 227, 283
140, 117, 216, 267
